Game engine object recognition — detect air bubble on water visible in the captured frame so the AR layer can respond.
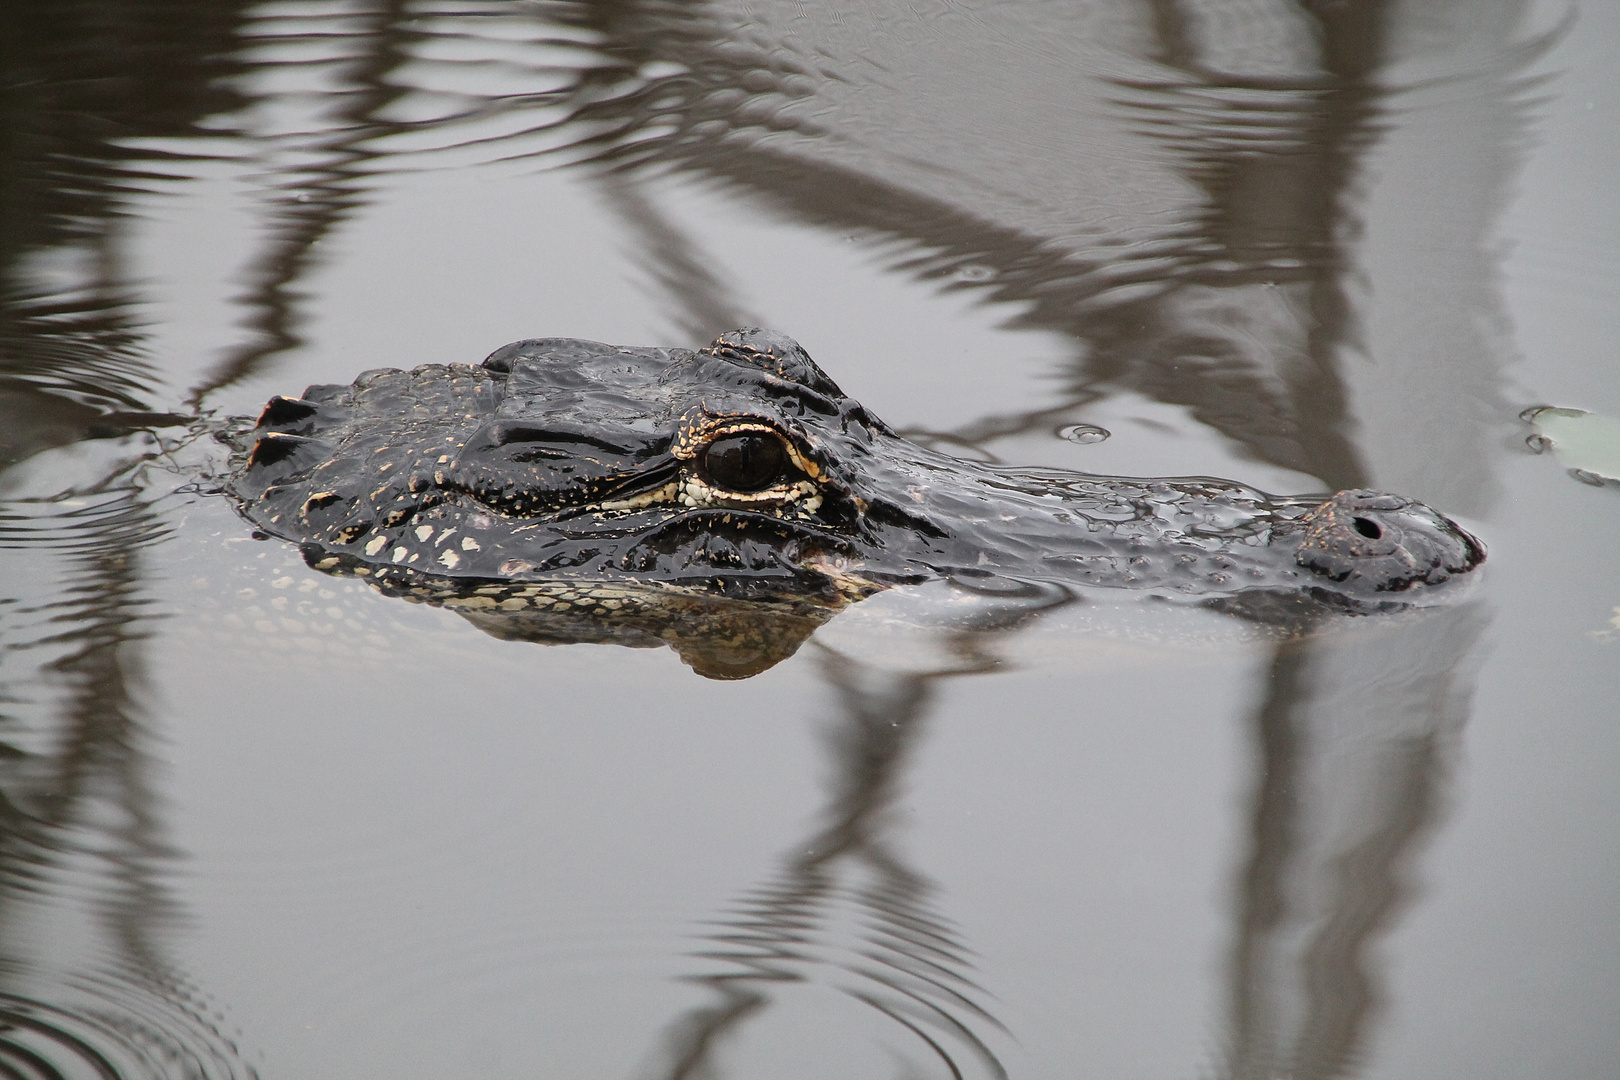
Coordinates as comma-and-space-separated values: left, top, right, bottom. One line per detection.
1058, 424, 1110, 445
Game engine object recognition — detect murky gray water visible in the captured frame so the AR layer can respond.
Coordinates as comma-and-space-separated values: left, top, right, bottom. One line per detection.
3, 1, 1618, 1077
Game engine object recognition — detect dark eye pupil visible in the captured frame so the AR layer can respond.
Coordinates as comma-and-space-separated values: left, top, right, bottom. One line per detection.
700, 433, 788, 492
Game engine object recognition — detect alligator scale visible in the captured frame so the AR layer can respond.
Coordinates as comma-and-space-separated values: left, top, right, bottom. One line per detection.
228, 330, 1483, 670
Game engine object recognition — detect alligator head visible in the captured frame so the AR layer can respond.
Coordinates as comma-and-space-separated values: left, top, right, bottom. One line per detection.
228, 329, 1484, 670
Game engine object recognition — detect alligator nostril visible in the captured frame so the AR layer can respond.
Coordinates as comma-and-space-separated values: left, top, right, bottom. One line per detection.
1352, 517, 1383, 540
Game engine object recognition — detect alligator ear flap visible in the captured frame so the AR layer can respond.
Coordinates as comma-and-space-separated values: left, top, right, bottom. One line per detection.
704, 328, 845, 399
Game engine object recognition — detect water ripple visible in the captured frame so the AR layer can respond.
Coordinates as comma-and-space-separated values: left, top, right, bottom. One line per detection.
0, 973, 255, 1080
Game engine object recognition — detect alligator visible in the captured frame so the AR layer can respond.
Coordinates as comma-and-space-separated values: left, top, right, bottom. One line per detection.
227, 329, 1484, 674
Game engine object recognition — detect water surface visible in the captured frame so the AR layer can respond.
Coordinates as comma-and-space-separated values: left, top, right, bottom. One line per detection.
2, 1, 1617, 1077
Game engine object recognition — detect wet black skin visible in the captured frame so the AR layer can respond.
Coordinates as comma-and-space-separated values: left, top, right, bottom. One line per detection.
229, 329, 1484, 619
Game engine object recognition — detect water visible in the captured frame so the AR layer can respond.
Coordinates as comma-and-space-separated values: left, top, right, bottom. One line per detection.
2, 1, 1617, 1077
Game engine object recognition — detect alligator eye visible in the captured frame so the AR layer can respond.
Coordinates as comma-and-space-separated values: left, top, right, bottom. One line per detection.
699, 432, 790, 493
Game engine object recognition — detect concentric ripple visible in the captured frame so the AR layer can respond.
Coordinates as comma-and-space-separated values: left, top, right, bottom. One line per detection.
0, 975, 255, 1080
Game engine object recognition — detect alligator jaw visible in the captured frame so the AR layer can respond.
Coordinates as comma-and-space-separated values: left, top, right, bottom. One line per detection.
876, 453, 1484, 608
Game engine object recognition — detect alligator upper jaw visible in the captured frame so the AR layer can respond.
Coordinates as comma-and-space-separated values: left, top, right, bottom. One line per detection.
874, 458, 1486, 608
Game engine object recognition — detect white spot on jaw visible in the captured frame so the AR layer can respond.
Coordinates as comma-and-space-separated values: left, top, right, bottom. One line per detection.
392, 547, 408, 562
461, 536, 481, 551
415, 525, 434, 542
365, 535, 389, 556
438, 549, 461, 569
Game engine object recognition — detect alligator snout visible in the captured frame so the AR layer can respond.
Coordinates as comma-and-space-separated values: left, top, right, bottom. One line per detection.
1294, 489, 1485, 594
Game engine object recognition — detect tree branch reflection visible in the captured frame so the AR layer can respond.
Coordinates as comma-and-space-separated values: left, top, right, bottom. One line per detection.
0, 4, 259, 1072
187, 0, 419, 406
0, 476, 254, 1077
640, 584, 1489, 1078
640, 582, 1072, 1079
1223, 604, 1487, 1080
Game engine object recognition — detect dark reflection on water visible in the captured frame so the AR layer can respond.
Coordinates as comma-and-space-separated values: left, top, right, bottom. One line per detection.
631, 588, 1484, 1077
188, 1, 421, 405
639, 586, 1071, 1079
1, 3, 260, 1073
0, 1, 240, 464
1224, 605, 1485, 1079
0, 482, 253, 1076
0, 0, 1578, 1075
593, 172, 762, 347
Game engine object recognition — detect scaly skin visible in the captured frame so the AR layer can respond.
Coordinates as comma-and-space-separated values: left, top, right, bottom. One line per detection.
229, 329, 1485, 621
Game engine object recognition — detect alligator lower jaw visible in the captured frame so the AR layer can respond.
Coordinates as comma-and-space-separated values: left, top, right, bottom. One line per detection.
797, 554, 897, 601
298, 540, 883, 608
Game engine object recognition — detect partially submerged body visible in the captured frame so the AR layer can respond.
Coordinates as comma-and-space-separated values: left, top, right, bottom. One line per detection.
227, 330, 1483, 674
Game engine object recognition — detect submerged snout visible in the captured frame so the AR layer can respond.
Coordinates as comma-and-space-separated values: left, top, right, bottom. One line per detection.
1294, 489, 1485, 594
